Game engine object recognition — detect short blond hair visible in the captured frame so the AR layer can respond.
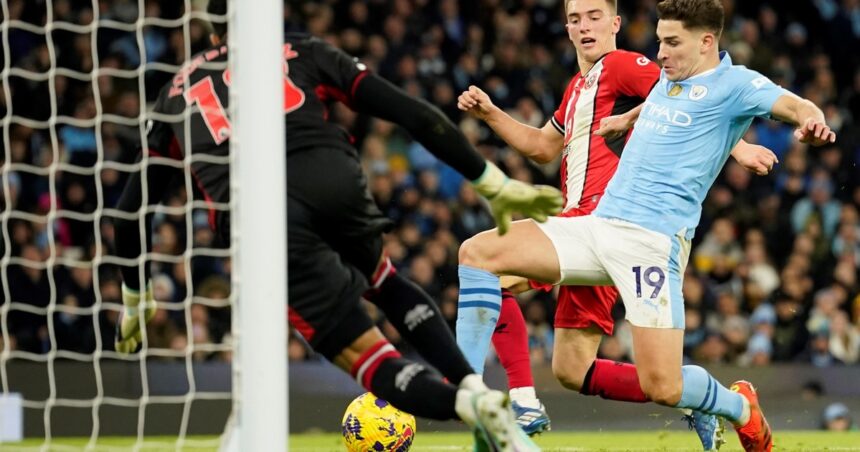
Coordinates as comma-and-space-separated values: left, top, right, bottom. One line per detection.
567, 0, 618, 14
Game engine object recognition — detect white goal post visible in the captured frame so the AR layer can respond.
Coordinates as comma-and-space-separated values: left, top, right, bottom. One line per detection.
226, 0, 288, 450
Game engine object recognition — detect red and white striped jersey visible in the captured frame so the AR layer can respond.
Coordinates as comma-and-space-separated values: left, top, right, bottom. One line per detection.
550, 49, 660, 214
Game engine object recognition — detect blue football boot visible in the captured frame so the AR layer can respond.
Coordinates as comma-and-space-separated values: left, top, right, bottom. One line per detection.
684, 410, 726, 451
511, 401, 551, 436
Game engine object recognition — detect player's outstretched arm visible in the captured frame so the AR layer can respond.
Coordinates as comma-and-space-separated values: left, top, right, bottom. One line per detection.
113, 158, 180, 353
770, 93, 836, 146
458, 85, 563, 164
114, 157, 181, 285
354, 74, 487, 179
353, 74, 563, 235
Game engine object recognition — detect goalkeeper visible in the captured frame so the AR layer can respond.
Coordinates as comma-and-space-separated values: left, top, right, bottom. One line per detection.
112, 0, 560, 449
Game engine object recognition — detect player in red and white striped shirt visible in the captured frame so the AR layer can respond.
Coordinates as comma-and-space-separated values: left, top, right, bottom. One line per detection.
456, 0, 777, 442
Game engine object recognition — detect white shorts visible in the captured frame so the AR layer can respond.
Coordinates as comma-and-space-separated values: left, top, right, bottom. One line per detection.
535, 215, 691, 329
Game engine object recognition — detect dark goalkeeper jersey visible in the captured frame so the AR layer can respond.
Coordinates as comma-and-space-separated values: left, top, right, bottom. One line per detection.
145, 33, 370, 229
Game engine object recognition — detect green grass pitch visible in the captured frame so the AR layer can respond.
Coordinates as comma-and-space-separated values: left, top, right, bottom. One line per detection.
4, 431, 860, 451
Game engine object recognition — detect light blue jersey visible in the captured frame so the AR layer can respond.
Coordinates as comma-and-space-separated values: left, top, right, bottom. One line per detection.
594, 52, 788, 239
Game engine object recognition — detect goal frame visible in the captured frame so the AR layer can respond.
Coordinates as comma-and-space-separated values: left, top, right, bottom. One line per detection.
224, 0, 288, 450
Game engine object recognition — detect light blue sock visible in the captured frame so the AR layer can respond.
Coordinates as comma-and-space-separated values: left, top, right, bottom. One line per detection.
676, 365, 743, 421
455, 265, 502, 375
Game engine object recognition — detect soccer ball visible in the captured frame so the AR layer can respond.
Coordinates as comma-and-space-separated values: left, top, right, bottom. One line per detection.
341, 392, 416, 452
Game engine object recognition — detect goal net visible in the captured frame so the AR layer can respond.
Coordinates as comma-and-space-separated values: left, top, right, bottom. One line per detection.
0, 0, 286, 450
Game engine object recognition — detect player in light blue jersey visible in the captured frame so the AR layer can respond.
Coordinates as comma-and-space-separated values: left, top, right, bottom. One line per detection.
594, 52, 797, 241
454, 1, 835, 451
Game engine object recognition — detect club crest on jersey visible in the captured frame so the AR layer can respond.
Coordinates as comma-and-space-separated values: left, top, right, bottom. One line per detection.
689, 85, 708, 100
668, 84, 683, 97
584, 72, 598, 90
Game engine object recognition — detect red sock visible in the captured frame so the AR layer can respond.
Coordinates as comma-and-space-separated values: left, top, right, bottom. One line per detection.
581, 359, 649, 403
491, 289, 534, 389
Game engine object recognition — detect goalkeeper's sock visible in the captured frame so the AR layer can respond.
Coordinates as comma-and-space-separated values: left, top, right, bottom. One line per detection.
675, 365, 744, 421
352, 340, 457, 420
492, 289, 534, 389
456, 265, 502, 374
580, 359, 649, 403
367, 273, 474, 384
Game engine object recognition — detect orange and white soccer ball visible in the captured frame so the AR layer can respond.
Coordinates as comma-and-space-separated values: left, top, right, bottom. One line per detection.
341, 392, 416, 451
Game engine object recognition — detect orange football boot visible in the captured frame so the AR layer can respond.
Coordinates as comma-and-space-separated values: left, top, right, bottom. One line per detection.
731, 380, 773, 452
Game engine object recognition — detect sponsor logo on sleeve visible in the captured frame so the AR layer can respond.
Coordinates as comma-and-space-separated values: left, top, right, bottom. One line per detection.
750, 76, 771, 89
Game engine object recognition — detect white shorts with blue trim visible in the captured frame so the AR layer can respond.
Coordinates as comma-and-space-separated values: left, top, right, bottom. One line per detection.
534, 215, 691, 329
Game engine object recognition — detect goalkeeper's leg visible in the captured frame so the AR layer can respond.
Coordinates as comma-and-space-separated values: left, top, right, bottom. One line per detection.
328, 226, 475, 385
363, 257, 475, 385
330, 324, 462, 420
295, 146, 475, 384
286, 203, 473, 419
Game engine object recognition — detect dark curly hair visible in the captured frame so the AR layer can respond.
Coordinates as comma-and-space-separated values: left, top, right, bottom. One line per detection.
656, 0, 724, 37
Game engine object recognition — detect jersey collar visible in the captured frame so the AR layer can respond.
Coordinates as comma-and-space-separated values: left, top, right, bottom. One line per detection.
579, 51, 612, 78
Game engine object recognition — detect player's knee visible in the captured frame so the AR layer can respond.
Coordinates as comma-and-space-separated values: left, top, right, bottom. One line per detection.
458, 233, 502, 273
458, 236, 484, 267
640, 374, 682, 406
552, 360, 587, 391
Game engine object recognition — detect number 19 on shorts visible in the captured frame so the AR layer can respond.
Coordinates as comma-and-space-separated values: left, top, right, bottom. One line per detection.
632, 266, 665, 299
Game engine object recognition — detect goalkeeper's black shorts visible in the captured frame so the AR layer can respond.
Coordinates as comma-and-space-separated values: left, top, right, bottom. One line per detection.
286, 147, 393, 359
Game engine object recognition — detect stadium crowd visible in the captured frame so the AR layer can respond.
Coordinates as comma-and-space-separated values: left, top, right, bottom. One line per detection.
1, 0, 859, 372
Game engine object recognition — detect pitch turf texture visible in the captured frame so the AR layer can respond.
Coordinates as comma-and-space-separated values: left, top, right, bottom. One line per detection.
4, 431, 859, 451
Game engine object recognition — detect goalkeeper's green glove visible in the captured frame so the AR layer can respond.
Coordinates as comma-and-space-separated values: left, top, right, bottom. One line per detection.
115, 282, 157, 355
471, 162, 564, 235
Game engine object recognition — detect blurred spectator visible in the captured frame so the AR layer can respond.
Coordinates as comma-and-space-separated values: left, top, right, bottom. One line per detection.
683, 307, 707, 355
525, 300, 553, 365
822, 402, 854, 431
806, 329, 840, 367
695, 218, 743, 294
739, 234, 780, 306
801, 380, 825, 400
742, 333, 773, 367
828, 311, 860, 364
772, 292, 809, 361
791, 168, 842, 239
694, 332, 730, 365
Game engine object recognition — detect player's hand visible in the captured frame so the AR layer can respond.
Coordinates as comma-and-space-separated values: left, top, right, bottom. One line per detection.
115, 282, 157, 355
457, 85, 496, 121
733, 143, 778, 176
794, 118, 836, 146
472, 162, 564, 235
488, 181, 564, 235
593, 114, 633, 139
